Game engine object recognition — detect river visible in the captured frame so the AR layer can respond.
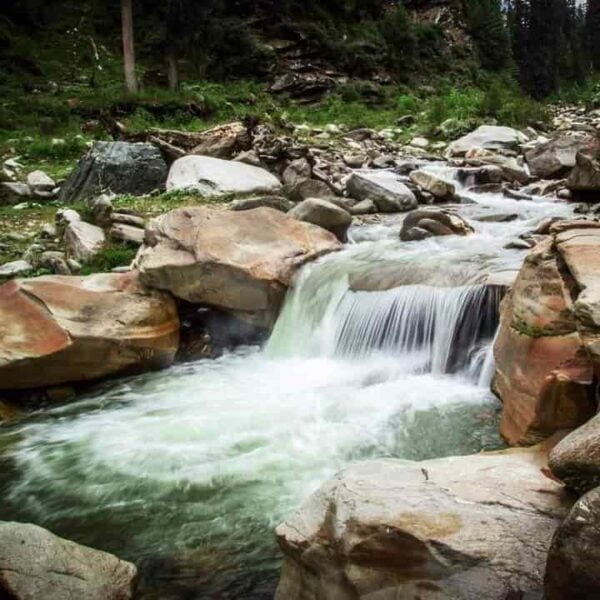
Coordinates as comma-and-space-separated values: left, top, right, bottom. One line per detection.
0, 172, 573, 598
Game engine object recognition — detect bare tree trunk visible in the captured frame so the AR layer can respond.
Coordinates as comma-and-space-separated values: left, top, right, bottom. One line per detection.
166, 53, 179, 91
121, 0, 138, 94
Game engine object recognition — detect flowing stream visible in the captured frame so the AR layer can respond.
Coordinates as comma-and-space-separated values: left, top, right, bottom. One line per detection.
0, 172, 574, 598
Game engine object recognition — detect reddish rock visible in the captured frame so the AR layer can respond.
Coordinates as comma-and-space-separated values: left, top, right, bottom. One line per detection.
0, 271, 179, 390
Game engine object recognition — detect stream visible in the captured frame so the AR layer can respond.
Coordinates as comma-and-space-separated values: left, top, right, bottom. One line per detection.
0, 173, 574, 598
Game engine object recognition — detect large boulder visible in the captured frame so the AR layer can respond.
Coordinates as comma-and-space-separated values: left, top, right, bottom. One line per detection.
276, 448, 572, 600
166, 155, 282, 197
0, 521, 137, 600
136, 207, 340, 326
448, 125, 527, 157
190, 121, 252, 158
400, 208, 473, 241
346, 171, 417, 212
409, 169, 456, 200
549, 412, 600, 494
0, 271, 179, 390
493, 229, 600, 445
525, 135, 597, 179
60, 142, 168, 203
567, 149, 600, 200
289, 198, 352, 242
544, 487, 600, 600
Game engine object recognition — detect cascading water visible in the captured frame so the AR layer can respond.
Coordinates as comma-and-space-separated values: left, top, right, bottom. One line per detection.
0, 170, 575, 598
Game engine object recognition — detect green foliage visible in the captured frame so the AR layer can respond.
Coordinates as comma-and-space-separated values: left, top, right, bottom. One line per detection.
79, 244, 138, 276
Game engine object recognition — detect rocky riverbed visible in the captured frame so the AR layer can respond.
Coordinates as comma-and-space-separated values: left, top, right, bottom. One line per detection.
1, 104, 600, 599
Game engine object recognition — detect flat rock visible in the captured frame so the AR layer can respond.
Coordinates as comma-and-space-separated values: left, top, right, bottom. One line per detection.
26, 169, 55, 192
276, 448, 572, 600
0, 182, 30, 206
289, 198, 352, 241
136, 207, 340, 326
166, 155, 282, 197
110, 223, 145, 245
0, 521, 137, 600
63, 220, 106, 262
448, 125, 526, 157
230, 195, 293, 212
0, 271, 179, 389
0, 260, 33, 279
409, 169, 456, 200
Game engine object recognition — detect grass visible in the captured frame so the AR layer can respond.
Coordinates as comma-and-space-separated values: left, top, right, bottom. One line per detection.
79, 244, 138, 275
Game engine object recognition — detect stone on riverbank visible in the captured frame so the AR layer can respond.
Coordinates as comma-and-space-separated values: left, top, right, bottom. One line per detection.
289, 198, 352, 241
0, 271, 179, 390
0, 521, 137, 600
346, 170, 417, 212
136, 206, 340, 326
276, 448, 572, 600
448, 125, 527, 157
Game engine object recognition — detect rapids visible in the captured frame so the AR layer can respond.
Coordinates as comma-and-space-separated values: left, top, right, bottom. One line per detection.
0, 174, 574, 598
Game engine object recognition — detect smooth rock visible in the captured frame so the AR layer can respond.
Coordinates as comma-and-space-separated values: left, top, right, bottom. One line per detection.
276, 448, 572, 600
60, 141, 168, 202
525, 135, 597, 179
289, 198, 352, 242
136, 207, 340, 326
448, 125, 526, 157
287, 179, 335, 202
567, 150, 600, 198
282, 158, 312, 187
0, 260, 32, 279
0, 521, 137, 600
0, 182, 30, 206
26, 169, 55, 192
0, 271, 179, 389
230, 195, 293, 212
346, 171, 417, 213
544, 487, 600, 600
111, 212, 145, 228
409, 169, 456, 200
400, 208, 473, 241
90, 194, 114, 227
166, 155, 281, 197
110, 223, 145, 245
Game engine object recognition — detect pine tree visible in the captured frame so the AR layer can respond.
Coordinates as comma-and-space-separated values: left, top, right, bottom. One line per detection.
588, 0, 600, 71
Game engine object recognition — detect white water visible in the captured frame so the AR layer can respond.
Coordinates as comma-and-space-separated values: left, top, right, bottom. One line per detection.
0, 173, 575, 597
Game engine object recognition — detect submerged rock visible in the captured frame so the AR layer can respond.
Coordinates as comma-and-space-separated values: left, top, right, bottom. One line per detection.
136, 206, 340, 326
60, 141, 168, 203
276, 448, 571, 600
0, 271, 179, 390
0, 521, 137, 600
166, 155, 282, 197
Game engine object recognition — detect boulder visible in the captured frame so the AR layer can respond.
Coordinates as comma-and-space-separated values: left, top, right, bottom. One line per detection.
289, 198, 352, 242
0, 521, 137, 600
136, 207, 340, 326
230, 195, 293, 213
409, 169, 456, 200
465, 149, 530, 184
110, 223, 145, 245
567, 150, 600, 200
90, 194, 114, 227
346, 171, 417, 213
60, 142, 168, 203
111, 213, 145, 228
26, 169, 55, 192
525, 135, 597, 179
287, 179, 335, 203
448, 125, 527, 157
400, 208, 474, 241
549, 411, 600, 494
282, 158, 312, 187
0, 271, 179, 390
166, 155, 282, 197
544, 487, 600, 600
0, 182, 30, 206
276, 448, 572, 600
63, 220, 106, 262
493, 235, 598, 445
190, 121, 251, 158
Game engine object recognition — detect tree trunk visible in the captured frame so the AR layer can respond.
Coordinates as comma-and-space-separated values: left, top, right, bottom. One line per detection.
166, 53, 179, 91
121, 0, 138, 94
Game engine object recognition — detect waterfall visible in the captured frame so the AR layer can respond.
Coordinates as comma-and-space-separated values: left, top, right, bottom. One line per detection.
266, 253, 503, 383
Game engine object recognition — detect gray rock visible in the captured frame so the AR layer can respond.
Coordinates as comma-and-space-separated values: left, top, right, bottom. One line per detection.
90, 194, 114, 227
39, 251, 71, 275
0, 521, 137, 600
370, 154, 396, 169
448, 125, 527, 157
568, 150, 600, 198
55, 208, 81, 236
64, 220, 106, 262
342, 154, 366, 168
40, 223, 58, 239
544, 487, 600, 600
166, 155, 281, 197
525, 135, 596, 179
349, 199, 377, 215
234, 150, 263, 167
0, 260, 32, 278
276, 449, 572, 600
282, 158, 312, 186
346, 171, 417, 213
111, 212, 145, 228
0, 182, 30, 206
549, 412, 600, 494
289, 198, 352, 241
400, 208, 473, 241
475, 213, 519, 223
26, 170, 55, 192
60, 141, 168, 203
110, 223, 145, 245
67, 258, 82, 273
409, 169, 456, 200
230, 196, 293, 212
287, 179, 335, 203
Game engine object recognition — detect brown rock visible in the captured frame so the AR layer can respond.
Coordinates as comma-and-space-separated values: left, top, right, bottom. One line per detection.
136, 207, 340, 326
0, 271, 179, 390
190, 121, 252, 159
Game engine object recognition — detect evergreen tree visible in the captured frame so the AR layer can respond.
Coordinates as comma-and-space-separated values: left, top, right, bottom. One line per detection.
588, 0, 600, 71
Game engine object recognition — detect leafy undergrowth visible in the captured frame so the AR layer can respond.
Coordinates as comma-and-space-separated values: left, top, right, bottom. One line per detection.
79, 243, 138, 275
